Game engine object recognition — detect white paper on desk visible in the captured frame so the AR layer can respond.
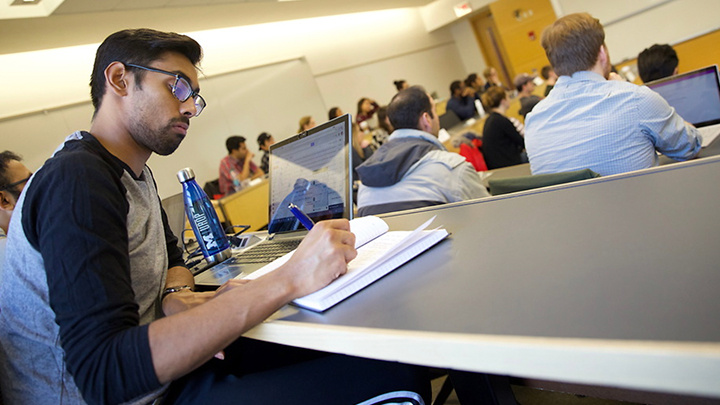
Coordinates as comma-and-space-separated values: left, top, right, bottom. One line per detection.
239, 215, 448, 312
240, 216, 389, 282
438, 128, 451, 143
295, 215, 447, 312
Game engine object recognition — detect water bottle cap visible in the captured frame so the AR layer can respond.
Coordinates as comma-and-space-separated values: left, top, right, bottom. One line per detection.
177, 168, 195, 183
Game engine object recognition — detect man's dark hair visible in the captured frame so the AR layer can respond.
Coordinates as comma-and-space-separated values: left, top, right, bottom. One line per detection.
377, 106, 393, 133
393, 80, 407, 91
387, 86, 433, 130
257, 132, 271, 148
0, 151, 23, 200
226, 136, 246, 154
540, 65, 553, 80
90, 28, 203, 116
328, 107, 342, 121
637, 44, 679, 83
449, 80, 462, 96
464, 73, 478, 88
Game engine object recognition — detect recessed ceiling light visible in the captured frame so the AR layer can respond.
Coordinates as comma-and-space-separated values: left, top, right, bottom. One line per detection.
10, 0, 41, 5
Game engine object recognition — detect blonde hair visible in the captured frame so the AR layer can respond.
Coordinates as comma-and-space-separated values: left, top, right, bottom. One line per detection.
298, 116, 312, 133
483, 67, 497, 79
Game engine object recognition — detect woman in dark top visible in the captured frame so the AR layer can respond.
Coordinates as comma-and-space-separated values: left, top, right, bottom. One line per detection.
480, 86, 526, 169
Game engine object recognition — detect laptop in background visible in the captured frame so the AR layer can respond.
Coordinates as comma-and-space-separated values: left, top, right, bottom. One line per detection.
160, 192, 186, 250
645, 65, 720, 147
194, 114, 353, 287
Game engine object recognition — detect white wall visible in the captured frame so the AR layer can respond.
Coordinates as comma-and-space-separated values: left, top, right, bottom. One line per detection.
1, 7, 471, 198
449, 19, 488, 78
316, 42, 469, 114
3, 0, 718, 199
554, 0, 720, 62
419, 0, 493, 32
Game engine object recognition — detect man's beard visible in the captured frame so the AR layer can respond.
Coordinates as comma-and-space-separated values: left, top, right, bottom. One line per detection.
130, 117, 189, 156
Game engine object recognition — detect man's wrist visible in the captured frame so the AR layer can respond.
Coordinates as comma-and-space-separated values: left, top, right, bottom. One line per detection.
162, 285, 193, 300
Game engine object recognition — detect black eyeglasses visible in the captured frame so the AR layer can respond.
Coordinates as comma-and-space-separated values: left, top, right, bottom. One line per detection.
0, 173, 32, 192
124, 63, 206, 117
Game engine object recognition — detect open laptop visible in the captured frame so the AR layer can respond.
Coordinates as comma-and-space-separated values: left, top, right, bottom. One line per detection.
160, 192, 186, 250
194, 114, 353, 287
645, 65, 720, 147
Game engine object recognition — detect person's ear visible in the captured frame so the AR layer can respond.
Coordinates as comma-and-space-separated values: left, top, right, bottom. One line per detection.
597, 46, 607, 66
0, 191, 15, 211
418, 112, 431, 132
673, 66, 679, 76
105, 61, 130, 97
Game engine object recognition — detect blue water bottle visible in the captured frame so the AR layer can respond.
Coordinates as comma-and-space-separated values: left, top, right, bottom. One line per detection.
177, 168, 231, 265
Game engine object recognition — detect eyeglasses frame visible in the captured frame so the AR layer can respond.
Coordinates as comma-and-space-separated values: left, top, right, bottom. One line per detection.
123, 62, 206, 116
0, 173, 32, 192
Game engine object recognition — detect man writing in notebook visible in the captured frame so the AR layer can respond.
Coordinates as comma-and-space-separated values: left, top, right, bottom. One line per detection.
524, 13, 702, 176
356, 86, 489, 216
0, 28, 429, 405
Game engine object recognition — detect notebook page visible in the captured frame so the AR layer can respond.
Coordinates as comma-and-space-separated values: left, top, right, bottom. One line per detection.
240, 216, 389, 281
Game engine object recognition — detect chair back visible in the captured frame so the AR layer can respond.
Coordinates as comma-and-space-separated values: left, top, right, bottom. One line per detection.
357, 200, 445, 217
438, 110, 461, 130
203, 179, 221, 200
488, 168, 600, 195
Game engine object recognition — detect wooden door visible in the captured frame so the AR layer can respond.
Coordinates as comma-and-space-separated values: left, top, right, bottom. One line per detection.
472, 9, 513, 89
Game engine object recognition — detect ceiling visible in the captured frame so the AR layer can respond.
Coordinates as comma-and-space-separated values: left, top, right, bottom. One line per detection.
1, 0, 435, 54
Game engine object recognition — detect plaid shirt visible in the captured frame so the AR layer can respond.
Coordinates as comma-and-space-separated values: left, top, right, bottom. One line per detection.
218, 155, 258, 196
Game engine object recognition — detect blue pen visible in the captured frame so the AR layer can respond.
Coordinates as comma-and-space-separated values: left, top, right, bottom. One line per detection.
288, 203, 315, 230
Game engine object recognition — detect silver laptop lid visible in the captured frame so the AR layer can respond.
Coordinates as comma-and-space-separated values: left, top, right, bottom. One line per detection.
645, 65, 720, 128
160, 192, 186, 249
267, 113, 353, 234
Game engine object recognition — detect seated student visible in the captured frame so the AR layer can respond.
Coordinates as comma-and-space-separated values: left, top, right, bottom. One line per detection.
483, 66, 504, 92
637, 44, 679, 83
540, 65, 558, 96
356, 97, 380, 131
328, 106, 343, 121
446, 80, 477, 121
298, 115, 316, 133
465, 73, 485, 99
481, 87, 527, 169
374, 105, 393, 147
0, 151, 32, 266
514, 73, 543, 119
257, 132, 274, 174
525, 13, 701, 176
0, 28, 430, 405
356, 86, 489, 216
219, 135, 265, 196
352, 122, 374, 182
0, 151, 32, 236
394, 79, 409, 92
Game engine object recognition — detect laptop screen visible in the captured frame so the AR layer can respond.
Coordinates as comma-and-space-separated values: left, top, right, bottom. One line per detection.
267, 114, 352, 234
645, 65, 720, 128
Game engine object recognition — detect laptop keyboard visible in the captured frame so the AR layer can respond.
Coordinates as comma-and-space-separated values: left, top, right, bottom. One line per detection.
233, 238, 303, 264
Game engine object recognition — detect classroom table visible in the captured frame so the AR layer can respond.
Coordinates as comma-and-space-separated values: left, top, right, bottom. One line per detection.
243, 155, 720, 401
